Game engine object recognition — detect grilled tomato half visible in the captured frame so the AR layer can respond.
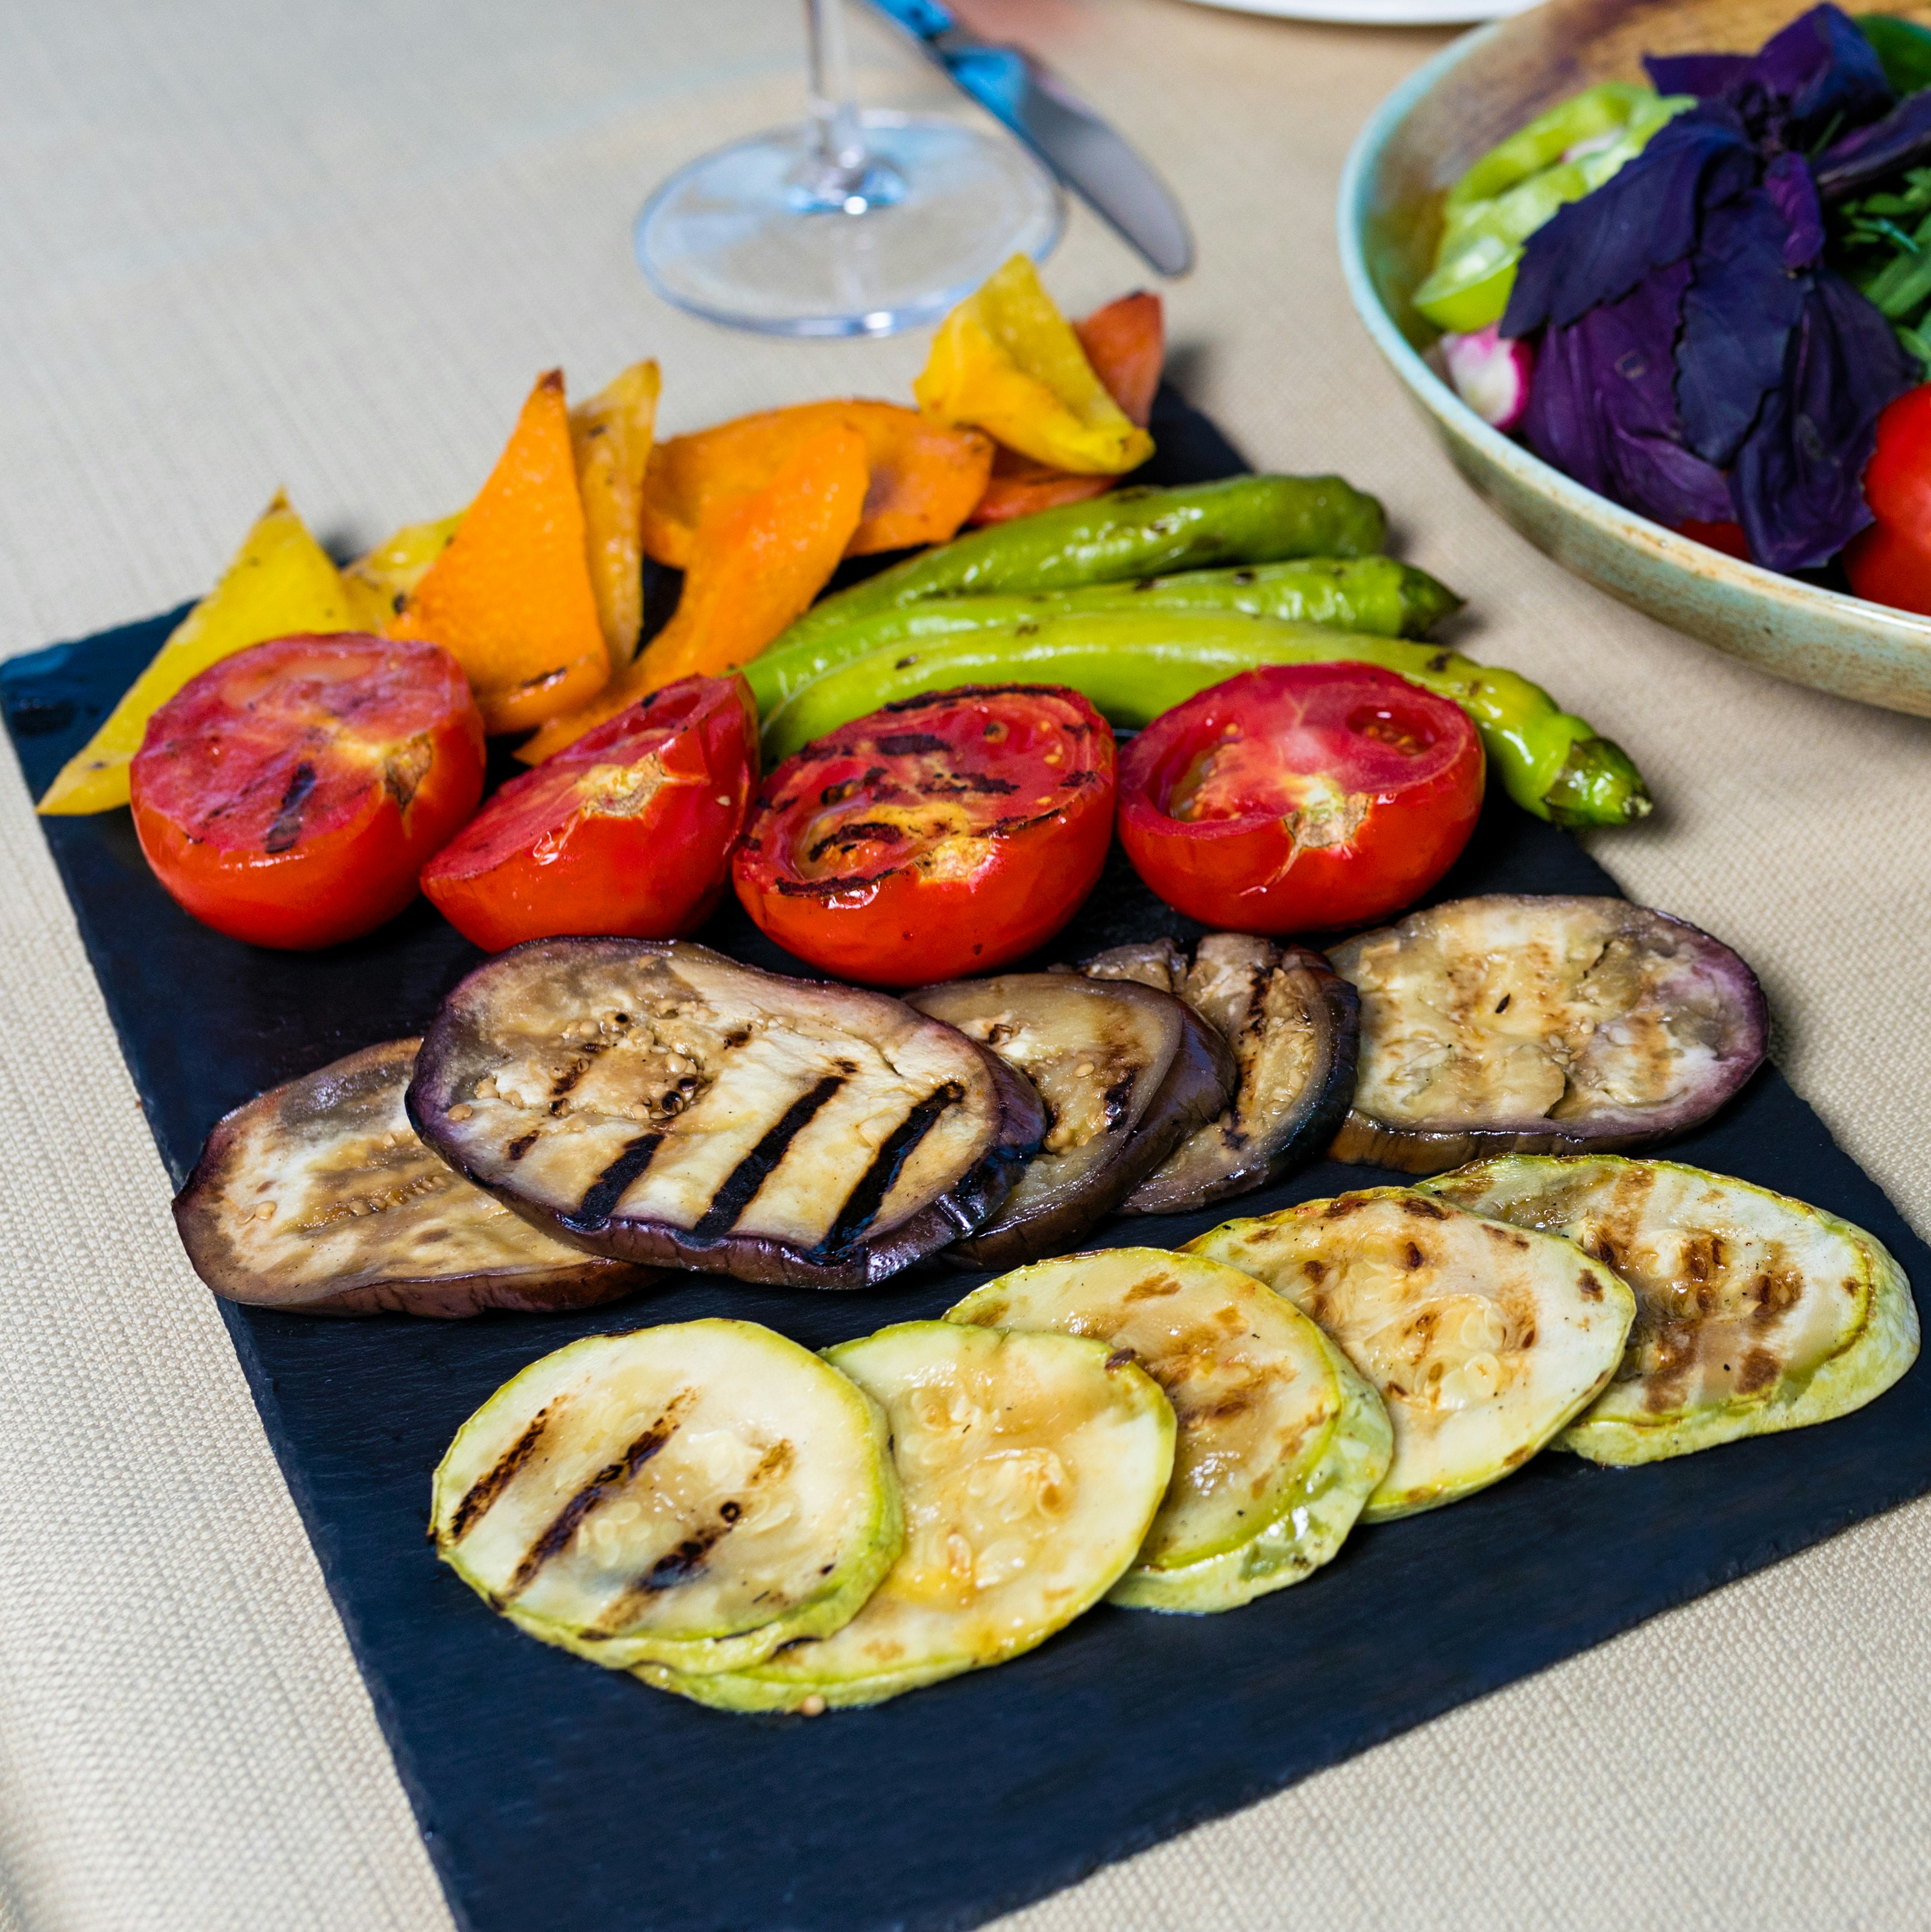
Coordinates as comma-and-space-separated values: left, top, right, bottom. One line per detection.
1117, 663, 1482, 934
421, 674, 757, 951
731, 684, 1115, 987
130, 631, 484, 950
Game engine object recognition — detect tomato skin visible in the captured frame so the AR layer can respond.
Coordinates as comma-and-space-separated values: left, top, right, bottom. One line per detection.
1117, 664, 1484, 934
421, 675, 757, 952
732, 685, 1115, 987
1847, 384, 1931, 614
130, 633, 484, 950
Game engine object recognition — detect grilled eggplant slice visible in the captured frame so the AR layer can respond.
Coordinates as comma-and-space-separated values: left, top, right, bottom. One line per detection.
947, 1249, 1390, 1612
1328, 896, 1768, 1175
1080, 933, 1359, 1212
1420, 1156, 1920, 1465
906, 974, 1233, 1267
431, 1319, 902, 1675
1186, 1190, 1634, 1518
172, 1038, 652, 1317
409, 939, 1046, 1289
637, 1322, 1174, 1711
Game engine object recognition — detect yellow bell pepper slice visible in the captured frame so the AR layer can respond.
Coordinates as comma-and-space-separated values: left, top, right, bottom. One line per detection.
38, 491, 364, 815
569, 358, 661, 668
913, 256, 1155, 476
342, 513, 463, 629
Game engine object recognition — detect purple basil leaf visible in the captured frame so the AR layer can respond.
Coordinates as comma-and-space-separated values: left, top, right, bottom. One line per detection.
1815, 88, 1931, 200
1521, 260, 1733, 529
1764, 153, 1824, 270
1730, 268, 1917, 569
1502, 109, 1756, 336
1757, 4, 1891, 139
1644, 51, 1755, 98
1676, 188, 1809, 466
1648, 8, 1889, 139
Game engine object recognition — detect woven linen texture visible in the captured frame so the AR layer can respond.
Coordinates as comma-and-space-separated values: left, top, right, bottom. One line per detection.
2, 2, 1927, 1928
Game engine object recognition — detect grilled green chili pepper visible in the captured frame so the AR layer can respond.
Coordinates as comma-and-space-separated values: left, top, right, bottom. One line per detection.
760, 612, 1649, 828
770, 475, 1388, 662
745, 557, 1460, 718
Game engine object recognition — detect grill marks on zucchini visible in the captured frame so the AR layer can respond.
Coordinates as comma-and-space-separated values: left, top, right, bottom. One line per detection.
408, 939, 1044, 1288
171, 1038, 654, 1318
499, 1389, 696, 1602
1327, 897, 1768, 1173
431, 1321, 902, 1674
948, 1249, 1390, 1611
635, 1322, 1176, 1712
1188, 1190, 1635, 1518
1421, 1155, 1920, 1464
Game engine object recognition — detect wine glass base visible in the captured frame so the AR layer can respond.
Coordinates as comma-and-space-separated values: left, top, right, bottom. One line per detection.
635, 112, 1065, 337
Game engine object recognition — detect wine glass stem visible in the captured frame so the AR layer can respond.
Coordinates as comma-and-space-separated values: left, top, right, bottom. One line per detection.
805, 0, 869, 189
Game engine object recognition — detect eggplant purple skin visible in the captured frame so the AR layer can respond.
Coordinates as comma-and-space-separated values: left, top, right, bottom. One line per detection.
911, 973, 1238, 1270
1153, 942, 1360, 1210
407, 938, 1048, 1292
174, 1040, 657, 1318
1328, 898, 1769, 1175
1083, 938, 1360, 1214
538, 1050, 1045, 1292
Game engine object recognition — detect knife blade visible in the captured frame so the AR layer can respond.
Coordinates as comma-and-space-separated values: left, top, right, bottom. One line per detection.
860, 0, 1194, 277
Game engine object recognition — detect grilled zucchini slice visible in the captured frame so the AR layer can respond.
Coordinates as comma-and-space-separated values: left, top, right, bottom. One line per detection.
409, 938, 1045, 1289
948, 1249, 1390, 1612
172, 1038, 652, 1317
637, 1322, 1175, 1711
431, 1319, 902, 1674
1327, 896, 1767, 1173
1187, 1190, 1634, 1518
1420, 1155, 1920, 1464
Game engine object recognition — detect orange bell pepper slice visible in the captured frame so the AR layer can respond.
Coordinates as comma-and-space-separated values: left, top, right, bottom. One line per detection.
969, 292, 1165, 526
640, 400, 988, 566
391, 370, 610, 735
520, 423, 869, 762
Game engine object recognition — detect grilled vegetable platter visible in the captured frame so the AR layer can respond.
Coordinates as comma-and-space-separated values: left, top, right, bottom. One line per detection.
8, 271, 1931, 1932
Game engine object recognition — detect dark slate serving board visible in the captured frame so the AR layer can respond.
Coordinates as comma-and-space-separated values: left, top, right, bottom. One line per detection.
7, 393, 1928, 1932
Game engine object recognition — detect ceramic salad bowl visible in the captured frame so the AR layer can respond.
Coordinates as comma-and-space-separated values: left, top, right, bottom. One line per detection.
1338, 0, 1931, 719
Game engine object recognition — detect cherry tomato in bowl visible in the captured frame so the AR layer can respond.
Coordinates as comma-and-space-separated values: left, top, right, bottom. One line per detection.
130, 632, 484, 950
1117, 663, 1483, 934
732, 684, 1115, 987
421, 675, 757, 951
1845, 384, 1931, 615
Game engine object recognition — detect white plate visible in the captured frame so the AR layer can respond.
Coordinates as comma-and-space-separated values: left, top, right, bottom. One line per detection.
1171, 0, 1538, 25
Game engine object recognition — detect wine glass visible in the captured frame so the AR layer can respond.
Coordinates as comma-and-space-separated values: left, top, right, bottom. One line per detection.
635, 0, 1064, 337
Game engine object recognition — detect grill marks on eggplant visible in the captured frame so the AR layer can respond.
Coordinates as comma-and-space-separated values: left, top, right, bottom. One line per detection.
1080, 934, 1359, 1212
409, 939, 1044, 1288
1328, 897, 1768, 1173
171, 1038, 653, 1318
689, 1074, 846, 1240
907, 974, 1233, 1267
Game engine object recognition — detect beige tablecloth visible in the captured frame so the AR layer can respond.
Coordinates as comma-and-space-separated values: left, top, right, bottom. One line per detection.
2, 2, 1929, 1927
